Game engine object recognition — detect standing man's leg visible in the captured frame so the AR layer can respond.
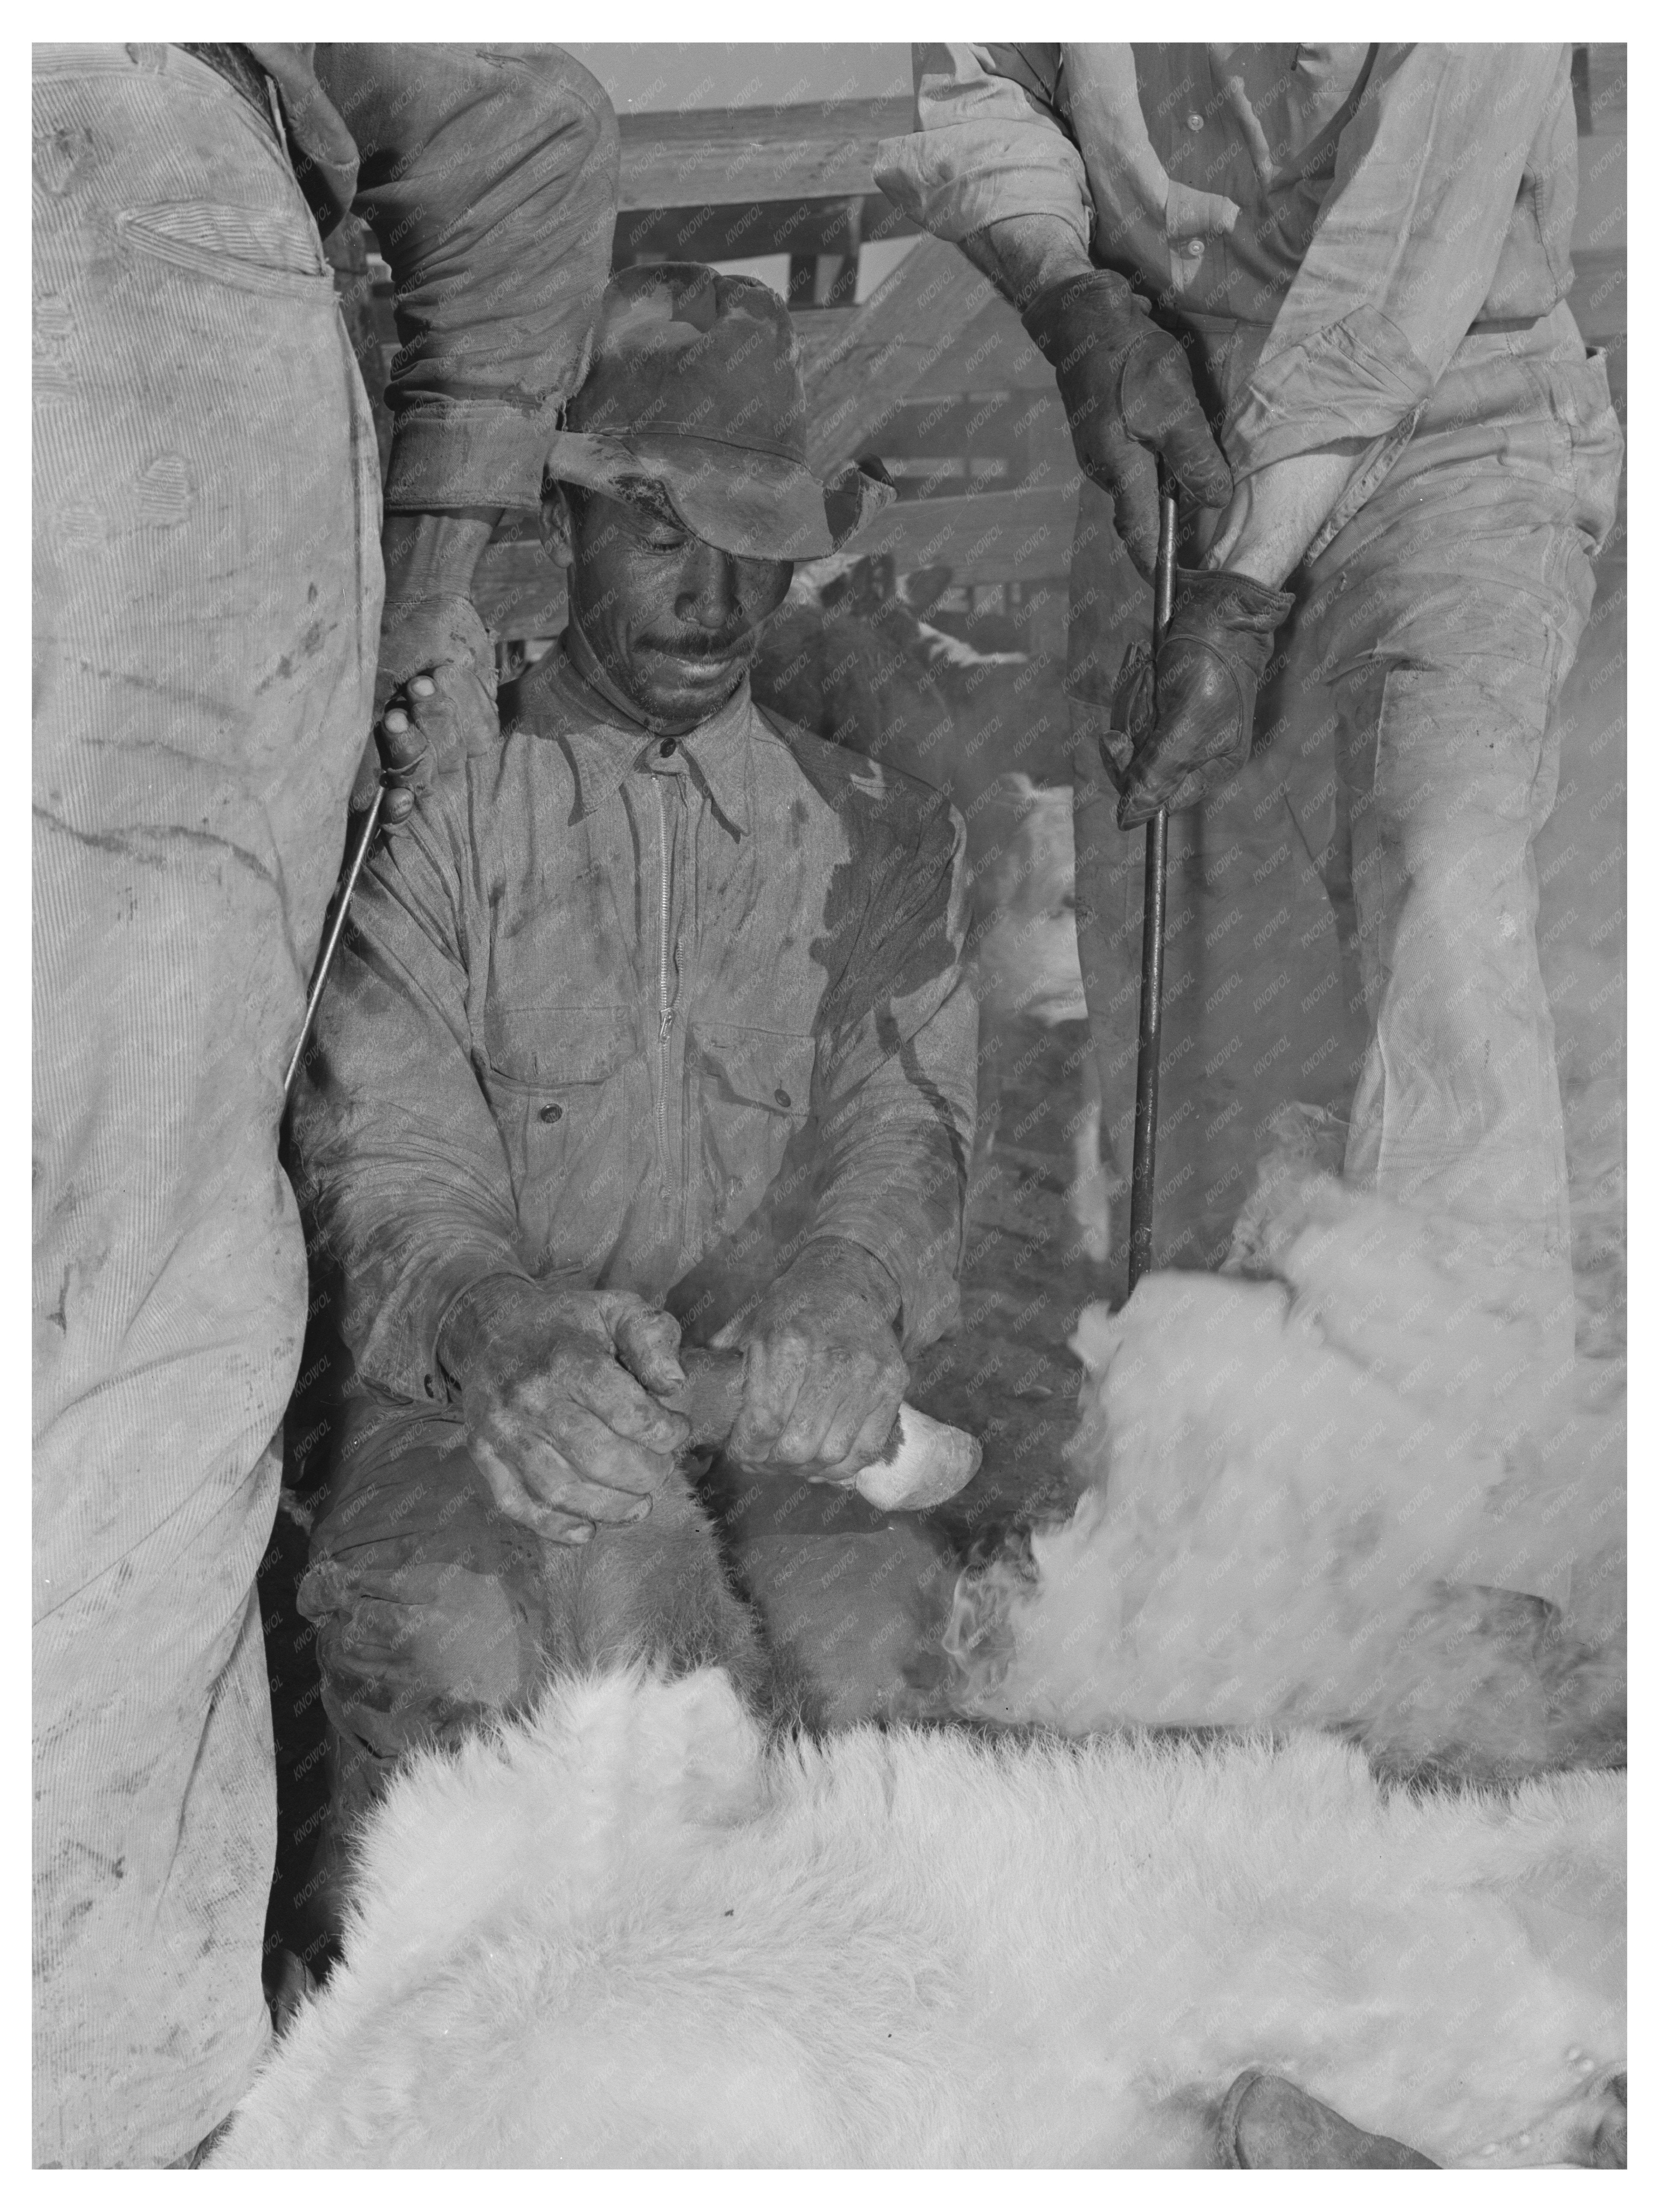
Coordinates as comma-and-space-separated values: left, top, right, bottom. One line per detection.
32, 44, 379, 2165
1295, 315, 1622, 1483
1307, 325, 1621, 1267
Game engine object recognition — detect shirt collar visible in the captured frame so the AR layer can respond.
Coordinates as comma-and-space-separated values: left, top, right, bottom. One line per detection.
518, 643, 756, 837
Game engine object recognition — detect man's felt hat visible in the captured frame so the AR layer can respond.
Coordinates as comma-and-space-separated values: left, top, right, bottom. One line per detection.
543, 264, 894, 562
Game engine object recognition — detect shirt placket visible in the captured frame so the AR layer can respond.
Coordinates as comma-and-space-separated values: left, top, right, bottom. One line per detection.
646, 748, 692, 1264
1159, 46, 1225, 305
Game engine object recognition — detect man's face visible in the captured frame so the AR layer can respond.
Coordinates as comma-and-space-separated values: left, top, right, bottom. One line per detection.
544, 483, 792, 733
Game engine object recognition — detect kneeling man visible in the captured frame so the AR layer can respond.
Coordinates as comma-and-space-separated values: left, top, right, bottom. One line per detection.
290, 266, 976, 1815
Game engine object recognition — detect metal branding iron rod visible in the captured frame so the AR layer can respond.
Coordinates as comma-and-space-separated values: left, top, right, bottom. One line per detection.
284, 783, 385, 1098
1126, 477, 1179, 1295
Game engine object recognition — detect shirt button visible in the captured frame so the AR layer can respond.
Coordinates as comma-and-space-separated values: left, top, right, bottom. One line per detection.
1186, 112, 1204, 133
658, 737, 677, 758
774, 1087, 792, 1109
539, 1102, 564, 1124
1184, 238, 1206, 259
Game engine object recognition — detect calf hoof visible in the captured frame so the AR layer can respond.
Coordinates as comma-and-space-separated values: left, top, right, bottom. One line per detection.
265, 1947, 318, 2035
1219, 2070, 1439, 2169
1590, 2073, 1626, 2168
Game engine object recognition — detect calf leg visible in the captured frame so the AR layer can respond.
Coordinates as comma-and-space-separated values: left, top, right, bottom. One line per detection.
296, 1402, 772, 1937
1065, 1055, 1117, 1265
541, 1473, 776, 1717
702, 1458, 958, 1727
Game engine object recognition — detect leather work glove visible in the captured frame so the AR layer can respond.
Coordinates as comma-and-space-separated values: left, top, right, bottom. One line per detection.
716, 1238, 908, 1486
1110, 565, 1295, 828
351, 591, 500, 831
1022, 269, 1233, 580
434, 1277, 690, 1543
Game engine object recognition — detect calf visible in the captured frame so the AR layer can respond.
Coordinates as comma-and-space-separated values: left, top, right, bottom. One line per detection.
215, 1665, 1624, 2168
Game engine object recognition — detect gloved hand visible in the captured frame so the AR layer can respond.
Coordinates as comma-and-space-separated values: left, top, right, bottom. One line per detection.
1110, 564, 1295, 828
350, 592, 500, 830
435, 1277, 690, 1543
717, 1239, 907, 1485
1022, 269, 1233, 580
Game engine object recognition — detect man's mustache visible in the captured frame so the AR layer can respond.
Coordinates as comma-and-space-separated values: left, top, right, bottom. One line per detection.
638, 627, 754, 662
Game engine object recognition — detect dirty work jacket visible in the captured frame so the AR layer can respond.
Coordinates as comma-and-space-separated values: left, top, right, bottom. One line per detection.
876, 43, 1579, 554
291, 649, 977, 1405
235, 42, 619, 510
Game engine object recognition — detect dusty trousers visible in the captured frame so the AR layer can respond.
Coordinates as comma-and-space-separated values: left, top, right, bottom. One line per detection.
1069, 308, 1621, 1295
295, 1391, 954, 1842
32, 44, 380, 2166
295, 1395, 772, 1820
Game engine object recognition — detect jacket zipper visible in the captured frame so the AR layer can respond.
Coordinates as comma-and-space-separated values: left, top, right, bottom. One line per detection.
653, 780, 678, 1235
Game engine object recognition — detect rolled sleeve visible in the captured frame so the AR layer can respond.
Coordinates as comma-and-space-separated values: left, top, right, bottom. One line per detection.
875, 43, 1092, 251
289, 808, 533, 1402
808, 800, 977, 1354
1228, 44, 1569, 484
313, 43, 620, 512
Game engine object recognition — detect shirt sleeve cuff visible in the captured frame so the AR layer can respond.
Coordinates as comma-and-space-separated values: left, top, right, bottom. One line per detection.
874, 128, 1093, 249
384, 397, 564, 515
357, 1243, 534, 1402
802, 1207, 962, 1358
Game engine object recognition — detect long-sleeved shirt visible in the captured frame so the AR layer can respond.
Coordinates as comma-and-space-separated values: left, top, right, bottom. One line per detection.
241, 42, 619, 512
875, 45, 1580, 530
290, 649, 977, 1403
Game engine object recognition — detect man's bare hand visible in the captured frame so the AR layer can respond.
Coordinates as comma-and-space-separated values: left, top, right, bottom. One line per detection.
352, 592, 500, 828
437, 1279, 689, 1543
719, 1240, 906, 1485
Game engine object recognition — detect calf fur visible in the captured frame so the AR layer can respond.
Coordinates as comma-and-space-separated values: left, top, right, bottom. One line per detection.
216, 1667, 1625, 2168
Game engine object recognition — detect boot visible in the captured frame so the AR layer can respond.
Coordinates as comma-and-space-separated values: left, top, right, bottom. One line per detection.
1220, 2069, 1439, 2168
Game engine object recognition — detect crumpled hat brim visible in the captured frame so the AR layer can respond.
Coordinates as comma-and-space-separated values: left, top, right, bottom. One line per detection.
542, 431, 895, 561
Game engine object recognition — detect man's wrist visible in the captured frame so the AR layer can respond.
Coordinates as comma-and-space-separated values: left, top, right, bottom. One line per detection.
434, 1271, 538, 1392
968, 214, 1095, 316
1201, 450, 1359, 589
381, 508, 502, 607
1019, 263, 1140, 363
788, 1237, 903, 1327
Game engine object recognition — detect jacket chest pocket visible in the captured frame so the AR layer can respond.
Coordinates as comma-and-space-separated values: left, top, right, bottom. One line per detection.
690, 1025, 815, 1233
478, 1008, 641, 1268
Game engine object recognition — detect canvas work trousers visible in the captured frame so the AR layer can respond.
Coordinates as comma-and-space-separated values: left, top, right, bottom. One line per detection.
32, 44, 380, 2166
1069, 307, 1622, 1304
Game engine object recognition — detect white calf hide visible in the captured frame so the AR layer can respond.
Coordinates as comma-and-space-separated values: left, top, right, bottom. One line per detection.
213, 1667, 1624, 2169
946, 1156, 1626, 1776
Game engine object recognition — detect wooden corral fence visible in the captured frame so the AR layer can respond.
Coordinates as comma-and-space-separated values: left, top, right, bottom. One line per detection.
326, 47, 1626, 652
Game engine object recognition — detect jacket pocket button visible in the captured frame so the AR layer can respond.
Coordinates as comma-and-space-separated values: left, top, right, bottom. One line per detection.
539, 1102, 564, 1124
774, 1087, 792, 1109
